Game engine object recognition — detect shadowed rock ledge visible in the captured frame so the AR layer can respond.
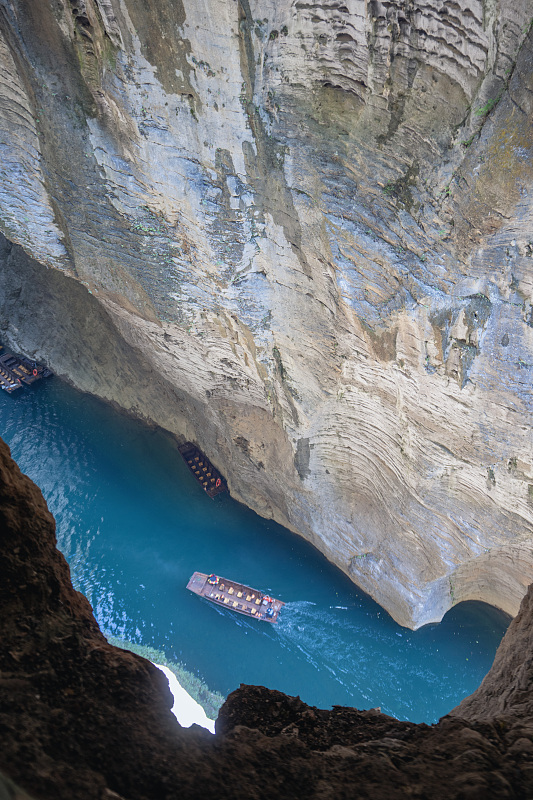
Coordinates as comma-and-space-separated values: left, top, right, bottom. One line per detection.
1, 437, 533, 799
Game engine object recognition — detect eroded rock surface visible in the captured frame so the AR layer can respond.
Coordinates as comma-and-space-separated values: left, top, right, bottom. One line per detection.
0, 0, 532, 627
1, 438, 533, 799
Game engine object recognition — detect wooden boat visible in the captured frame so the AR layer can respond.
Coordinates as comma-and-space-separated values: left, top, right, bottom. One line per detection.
0, 362, 22, 393
0, 346, 52, 392
187, 571, 284, 623
178, 442, 227, 498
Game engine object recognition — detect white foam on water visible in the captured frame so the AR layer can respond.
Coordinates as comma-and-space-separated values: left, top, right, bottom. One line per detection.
153, 664, 216, 734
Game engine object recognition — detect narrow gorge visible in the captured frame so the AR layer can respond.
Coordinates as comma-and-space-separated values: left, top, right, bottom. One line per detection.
1, 0, 532, 628
1, 0, 533, 796
1, 432, 533, 798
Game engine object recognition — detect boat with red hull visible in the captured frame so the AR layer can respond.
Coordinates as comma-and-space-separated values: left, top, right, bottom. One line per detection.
186, 572, 284, 623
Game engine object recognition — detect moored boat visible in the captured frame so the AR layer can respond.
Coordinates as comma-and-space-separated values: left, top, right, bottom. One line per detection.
178, 442, 227, 498
0, 365, 22, 393
186, 571, 284, 623
0, 345, 52, 392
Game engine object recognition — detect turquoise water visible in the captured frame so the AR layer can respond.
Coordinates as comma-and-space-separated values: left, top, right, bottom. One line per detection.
0, 378, 510, 723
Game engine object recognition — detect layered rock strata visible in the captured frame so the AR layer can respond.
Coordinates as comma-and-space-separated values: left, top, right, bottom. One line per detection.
0, 0, 532, 627
1, 437, 533, 799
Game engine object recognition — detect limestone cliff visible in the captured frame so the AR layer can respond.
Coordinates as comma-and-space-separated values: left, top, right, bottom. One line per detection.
0, 0, 532, 627
1, 436, 533, 799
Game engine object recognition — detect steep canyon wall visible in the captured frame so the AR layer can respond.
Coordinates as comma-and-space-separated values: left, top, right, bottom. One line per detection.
0, 0, 532, 627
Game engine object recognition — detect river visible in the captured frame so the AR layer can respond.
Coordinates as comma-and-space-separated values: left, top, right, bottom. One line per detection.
0, 377, 510, 723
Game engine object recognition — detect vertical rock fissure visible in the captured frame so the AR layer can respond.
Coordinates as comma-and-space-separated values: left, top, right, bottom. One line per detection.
237, 0, 312, 277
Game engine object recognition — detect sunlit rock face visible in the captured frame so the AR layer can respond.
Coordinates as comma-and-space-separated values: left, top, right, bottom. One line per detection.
0, 0, 532, 628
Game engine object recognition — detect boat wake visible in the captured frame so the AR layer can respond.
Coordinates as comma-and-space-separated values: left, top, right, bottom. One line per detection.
272, 601, 377, 703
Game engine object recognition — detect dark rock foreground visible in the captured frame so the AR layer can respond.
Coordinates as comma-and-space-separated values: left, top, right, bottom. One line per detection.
0, 436, 532, 799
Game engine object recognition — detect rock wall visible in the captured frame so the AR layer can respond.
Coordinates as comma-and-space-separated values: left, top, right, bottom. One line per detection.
0, 0, 532, 627
1, 437, 533, 799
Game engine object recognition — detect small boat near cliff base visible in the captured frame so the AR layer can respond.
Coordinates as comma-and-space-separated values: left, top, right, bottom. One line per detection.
0, 345, 52, 393
187, 572, 284, 623
178, 442, 227, 498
